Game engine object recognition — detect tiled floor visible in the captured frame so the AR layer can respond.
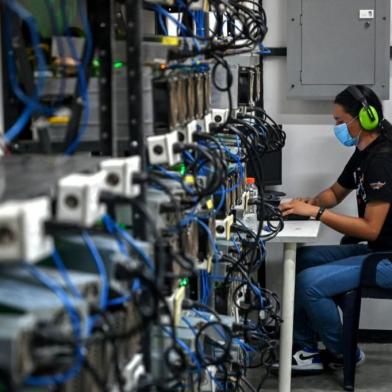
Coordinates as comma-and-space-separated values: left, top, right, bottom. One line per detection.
247, 344, 392, 391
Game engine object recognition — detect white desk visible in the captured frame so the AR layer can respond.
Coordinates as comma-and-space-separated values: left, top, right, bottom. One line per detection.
243, 215, 321, 392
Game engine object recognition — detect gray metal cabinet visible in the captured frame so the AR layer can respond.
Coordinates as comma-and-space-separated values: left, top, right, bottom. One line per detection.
287, 0, 390, 99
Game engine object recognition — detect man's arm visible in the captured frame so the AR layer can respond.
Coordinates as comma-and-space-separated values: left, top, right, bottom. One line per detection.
301, 182, 353, 208
319, 201, 390, 241
280, 200, 390, 241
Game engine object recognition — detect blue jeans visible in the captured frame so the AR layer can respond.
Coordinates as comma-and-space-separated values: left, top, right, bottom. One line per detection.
294, 244, 392, 354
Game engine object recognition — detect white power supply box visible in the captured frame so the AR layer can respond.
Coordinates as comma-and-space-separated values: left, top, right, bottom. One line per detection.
100, 156, 141, 198
147, 130, 181, 165
0, 197, 53, 263
57, 172, 106, 227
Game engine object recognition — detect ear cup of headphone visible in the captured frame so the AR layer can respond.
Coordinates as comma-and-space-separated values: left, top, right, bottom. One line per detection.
359, 105, 379, 131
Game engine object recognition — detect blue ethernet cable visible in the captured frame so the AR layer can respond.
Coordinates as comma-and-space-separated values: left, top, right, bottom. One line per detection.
154, 4, 201, 51
113, 223, 155, 271
194, 11, 205, 37
199, 269, 211, 305
193, 217, 220, 258
24, 263, 84, 386
51, 249, 83, 299
154, 165, 195, 195
82, 231, 109, 310
233, 338, 257, 366
3, 1, 53, 115
3, 1, 51, 143
102, 214, 155, 271
158, 12, 168, 36
107, 295, 132, 307
231, 237, 241, 254
161, 326, 202, 373
181, 316, 225, 390
102, 214, 130, 257
249, 282, 265, 309
211, 185, 226, 217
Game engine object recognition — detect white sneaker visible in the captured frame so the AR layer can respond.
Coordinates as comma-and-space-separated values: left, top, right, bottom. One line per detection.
271, 347, 324, 374
292, 347, 324, 373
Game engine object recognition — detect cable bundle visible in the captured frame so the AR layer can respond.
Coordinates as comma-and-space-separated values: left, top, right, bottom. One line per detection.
1, 0, 92, 153
154, 0, 268, 58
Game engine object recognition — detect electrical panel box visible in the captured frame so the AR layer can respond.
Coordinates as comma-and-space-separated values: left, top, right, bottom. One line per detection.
287, 0, 390, 100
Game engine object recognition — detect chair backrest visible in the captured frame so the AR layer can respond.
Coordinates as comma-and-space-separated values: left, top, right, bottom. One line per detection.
362, 286, 392, 300
361, 253, 392, 287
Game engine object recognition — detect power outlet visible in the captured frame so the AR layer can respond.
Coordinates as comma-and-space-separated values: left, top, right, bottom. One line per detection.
215, 214, 234, 240
147, 130, 181, 165
57, 172, 106, 227
0, 197, 53, 263
100, 156, 141, 198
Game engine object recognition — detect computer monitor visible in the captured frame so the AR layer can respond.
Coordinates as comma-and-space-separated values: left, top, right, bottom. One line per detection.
247, 149, 282, 187
260, 149, 282, 186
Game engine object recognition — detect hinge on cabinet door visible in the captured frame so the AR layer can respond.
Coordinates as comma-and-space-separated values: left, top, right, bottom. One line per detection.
300, 14, 303, 25
300, 70, 302, 82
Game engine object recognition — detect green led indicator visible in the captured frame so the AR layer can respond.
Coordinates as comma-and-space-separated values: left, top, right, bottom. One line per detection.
180, 163, 186, 176
114, 61, 124, 69
179, 278, 189, 287
93, 59, 124, 70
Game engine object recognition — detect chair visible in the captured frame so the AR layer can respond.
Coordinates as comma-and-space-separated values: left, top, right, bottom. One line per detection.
340, 252, 392, 391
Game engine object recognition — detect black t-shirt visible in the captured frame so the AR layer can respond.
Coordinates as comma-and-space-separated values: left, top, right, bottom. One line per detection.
337, 135, 392, 250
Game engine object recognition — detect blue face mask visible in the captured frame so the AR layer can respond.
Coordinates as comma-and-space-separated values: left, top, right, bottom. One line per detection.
333, 117, 360, 147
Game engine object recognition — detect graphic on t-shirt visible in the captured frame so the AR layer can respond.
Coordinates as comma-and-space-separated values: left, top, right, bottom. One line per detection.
370, 181, 386, 190
355, 167, 367, 205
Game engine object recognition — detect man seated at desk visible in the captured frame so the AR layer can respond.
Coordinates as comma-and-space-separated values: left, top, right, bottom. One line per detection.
279, 85, 392, 373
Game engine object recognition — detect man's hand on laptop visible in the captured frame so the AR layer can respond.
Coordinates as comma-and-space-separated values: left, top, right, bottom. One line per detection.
293, 197, 316, 205
279, 199, 319, 218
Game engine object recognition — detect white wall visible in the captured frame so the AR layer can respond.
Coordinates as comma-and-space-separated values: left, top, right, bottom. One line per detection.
263, 0, 392, 330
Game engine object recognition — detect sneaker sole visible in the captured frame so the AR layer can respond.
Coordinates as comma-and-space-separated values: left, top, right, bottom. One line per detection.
292, 364, 325, 376
270, 364, 324, 376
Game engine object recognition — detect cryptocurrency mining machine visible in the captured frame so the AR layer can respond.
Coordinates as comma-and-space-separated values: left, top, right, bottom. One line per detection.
0, 1, 286, 391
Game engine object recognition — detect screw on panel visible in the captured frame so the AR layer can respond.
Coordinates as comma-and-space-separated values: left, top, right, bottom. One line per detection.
106, 173, 120, 186
65, 195, 79, 209
0, 227, 15, 244
216, 225, 225, 234
153, 145, 164, 155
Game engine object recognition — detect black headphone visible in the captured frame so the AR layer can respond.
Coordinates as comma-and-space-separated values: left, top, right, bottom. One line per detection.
347, 86, 380, 131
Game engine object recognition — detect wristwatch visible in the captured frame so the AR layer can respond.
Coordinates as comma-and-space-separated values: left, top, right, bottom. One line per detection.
316, 207, 326, 221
